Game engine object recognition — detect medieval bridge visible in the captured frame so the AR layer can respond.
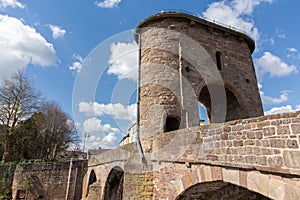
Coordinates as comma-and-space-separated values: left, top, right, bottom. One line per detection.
82, 12, 300, 199
84, 111, 300, 200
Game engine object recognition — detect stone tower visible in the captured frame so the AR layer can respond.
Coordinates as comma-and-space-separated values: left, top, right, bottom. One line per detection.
135, 12, 263, 138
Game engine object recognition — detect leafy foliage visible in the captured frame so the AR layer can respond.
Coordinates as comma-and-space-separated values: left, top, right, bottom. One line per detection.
0, 71, 78, 162
0, 70, 42, 162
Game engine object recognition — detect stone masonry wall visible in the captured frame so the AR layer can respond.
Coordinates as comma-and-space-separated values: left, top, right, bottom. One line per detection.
150, 110, 300, 176
137, 12, 263, 137
123, 171, 154, 200
11, 160, 87, 200
152, 162, 300, 199
89, 110, 300, 199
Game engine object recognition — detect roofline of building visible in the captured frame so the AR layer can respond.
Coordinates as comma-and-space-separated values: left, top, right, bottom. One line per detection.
135, 11, 255, 53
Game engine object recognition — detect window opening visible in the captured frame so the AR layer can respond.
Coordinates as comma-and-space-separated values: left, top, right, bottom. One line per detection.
216, 51, 222, 70
164, 116, 180, 132
198, 102, 209, 125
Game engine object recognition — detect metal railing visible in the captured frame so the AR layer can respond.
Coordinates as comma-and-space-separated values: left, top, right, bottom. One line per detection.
158, 9, 255, 41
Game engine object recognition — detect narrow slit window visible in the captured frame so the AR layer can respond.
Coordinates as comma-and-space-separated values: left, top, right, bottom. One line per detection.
216, 51, 222, 70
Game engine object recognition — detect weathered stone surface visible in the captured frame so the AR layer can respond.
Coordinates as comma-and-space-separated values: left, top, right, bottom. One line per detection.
11, 161, 87, 200
263, 127, 276, 136
269, 178, 285, 200
283, 151, 300, 168
287, 140, 299, 148
138, 12, 263, 137
257, 173, 269, 197
81, 11, 300, 200
270, 139, 285, 148
277, 125, 290, 135
292, 124, 300, 134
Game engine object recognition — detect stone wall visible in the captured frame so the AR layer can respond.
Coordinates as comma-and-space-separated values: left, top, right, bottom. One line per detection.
152, 162, 300, 199
150, 110, 300, 176
123, 171, 154, 199
11, 160, 87, 200
88, 110, 300, 199
136, 12, 263, 138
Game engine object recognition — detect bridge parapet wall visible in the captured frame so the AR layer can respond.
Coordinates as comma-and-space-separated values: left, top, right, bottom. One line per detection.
151, 110, 300, 176
89, 111, 300, 199
92, 111, 300, 175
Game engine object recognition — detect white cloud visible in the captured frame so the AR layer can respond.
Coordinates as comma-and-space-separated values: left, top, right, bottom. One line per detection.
79, 102, 137, 122
202, 0, 273, 41
69, 54, 83, 73
95, 0, 121, 8
264, 105, 300, 115
260, 91, 289, 104
86, 133, 118, 149
101, 132, 118, 148
287, 48, 297, 53
258, 83, 290, 104
269, 37, 275, 45
255, 52, 298, 77
287, 48, 298, 59
0, 15, 56, 82
83, 117, 119, 134
0, 0, 25, 9
276, 28, 286, 39
107, 42, 138, 81
49, 25, 66, 39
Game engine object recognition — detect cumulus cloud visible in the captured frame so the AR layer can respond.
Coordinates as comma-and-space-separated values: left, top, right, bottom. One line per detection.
0, 15, 56, 82
202, 0, 273, 41
255, 52, 298, 77
83, 117, 119, 134
0, 0, 25, 9
95, 0, 121, 8
107, 42, 138, 81
49, 25, 66, 39
264, 105, 300, 115
86, 133, 118, 149
69, 54, 83, 73
101, 132, 118, 148
79, 102, 137, 122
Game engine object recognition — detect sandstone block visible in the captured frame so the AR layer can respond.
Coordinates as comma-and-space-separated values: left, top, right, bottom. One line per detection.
269, 178, 285, 200
283, 151, 300, 168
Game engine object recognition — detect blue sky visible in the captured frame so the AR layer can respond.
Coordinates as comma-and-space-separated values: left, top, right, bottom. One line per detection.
0, 0, 299, 150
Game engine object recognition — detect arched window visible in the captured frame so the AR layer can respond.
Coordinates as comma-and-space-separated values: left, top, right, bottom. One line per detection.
198, 102, 209, 125
216, 51, 222, 70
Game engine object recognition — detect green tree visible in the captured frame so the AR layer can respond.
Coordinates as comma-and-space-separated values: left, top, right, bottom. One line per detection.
0, 70, 42, 163
7, 102, 78, 161
8, 112, 42, 160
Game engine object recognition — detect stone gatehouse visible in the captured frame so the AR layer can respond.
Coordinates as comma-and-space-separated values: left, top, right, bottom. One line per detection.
83, 12, 300, 200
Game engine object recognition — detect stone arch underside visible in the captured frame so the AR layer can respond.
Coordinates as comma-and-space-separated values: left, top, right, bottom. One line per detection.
86, 169, 97, 197
103, 166, 124, 200
176, 181, 270, 200
199, 85, 247, 123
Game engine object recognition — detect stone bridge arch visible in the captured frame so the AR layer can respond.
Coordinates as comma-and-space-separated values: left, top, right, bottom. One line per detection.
156, 164, 300, 200
176, 181, 270, 200
103, 166, 124, 200
85, 169, 97, 198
